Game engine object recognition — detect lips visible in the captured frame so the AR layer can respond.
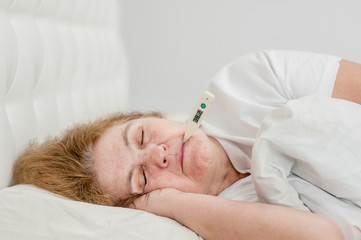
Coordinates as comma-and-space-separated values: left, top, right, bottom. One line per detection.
179, 143, 185, 172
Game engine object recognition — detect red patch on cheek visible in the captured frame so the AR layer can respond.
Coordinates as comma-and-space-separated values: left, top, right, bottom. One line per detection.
156, 172, 174, 184
154, 173, 175, 188
197, 145, 212, 164
165, 175, 174, 182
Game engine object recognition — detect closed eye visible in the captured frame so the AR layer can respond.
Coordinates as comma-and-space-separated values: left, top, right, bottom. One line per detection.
138, 128, 145, 147
142, 169, 147, 191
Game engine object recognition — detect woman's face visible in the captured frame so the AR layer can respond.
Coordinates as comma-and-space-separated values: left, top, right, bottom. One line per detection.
92, 117, 235, 200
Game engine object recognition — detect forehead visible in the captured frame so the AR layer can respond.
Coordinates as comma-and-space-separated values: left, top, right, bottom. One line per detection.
94, 123, 125, 157
92, 123, 129, 197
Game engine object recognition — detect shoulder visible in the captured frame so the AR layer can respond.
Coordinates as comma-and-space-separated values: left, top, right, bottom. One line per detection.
208, 50, 341, 99
219, 50, 340, 75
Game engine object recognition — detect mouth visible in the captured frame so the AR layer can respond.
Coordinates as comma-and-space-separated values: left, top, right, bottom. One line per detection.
180, 143, 185, 172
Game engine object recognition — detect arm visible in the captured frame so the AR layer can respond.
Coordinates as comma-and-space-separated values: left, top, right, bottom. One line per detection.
133, 189, 344, 240
333, 59, 361, 105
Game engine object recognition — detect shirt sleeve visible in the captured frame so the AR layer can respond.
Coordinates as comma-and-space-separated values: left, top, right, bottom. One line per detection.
260, 50, 342, 99
208, 50, 342, 108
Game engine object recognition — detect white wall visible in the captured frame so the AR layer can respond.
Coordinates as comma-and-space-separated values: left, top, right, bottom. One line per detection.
120, 0, 361, 119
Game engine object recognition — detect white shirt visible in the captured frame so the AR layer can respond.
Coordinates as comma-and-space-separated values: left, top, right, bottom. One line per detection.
203, 50, 361, 239
202, 50, 341, 173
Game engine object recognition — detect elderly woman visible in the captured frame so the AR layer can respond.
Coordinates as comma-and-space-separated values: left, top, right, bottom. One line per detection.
13, 51, 361, 239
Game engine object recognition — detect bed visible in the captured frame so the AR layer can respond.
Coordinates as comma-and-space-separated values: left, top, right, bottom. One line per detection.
0, 1, 200, 239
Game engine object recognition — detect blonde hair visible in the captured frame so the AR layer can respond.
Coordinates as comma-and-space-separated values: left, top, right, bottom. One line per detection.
12, 111, 163, 207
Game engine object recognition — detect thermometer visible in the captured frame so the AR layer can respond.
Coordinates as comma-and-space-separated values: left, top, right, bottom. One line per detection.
183, 91, 215, 143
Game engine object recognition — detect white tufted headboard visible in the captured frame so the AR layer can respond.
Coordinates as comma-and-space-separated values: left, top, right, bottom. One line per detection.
0, 0, 128, 190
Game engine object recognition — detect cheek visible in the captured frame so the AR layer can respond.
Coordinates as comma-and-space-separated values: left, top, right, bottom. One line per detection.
187, 144, 215, 190
148, 173, 201, 193
148, 174, 180, 192
191, 139, 214, 169
151, 120, 184, 138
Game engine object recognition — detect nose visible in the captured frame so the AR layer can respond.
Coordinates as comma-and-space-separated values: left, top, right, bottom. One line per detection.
146, 144, 169, 168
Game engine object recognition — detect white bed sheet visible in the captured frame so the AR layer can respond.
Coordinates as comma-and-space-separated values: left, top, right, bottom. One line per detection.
251, 95, 361, 239
0, 184, 201, 240
289, 175, 361, 239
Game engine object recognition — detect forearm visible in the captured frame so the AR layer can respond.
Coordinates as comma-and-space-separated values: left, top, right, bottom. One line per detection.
333, 60, 361, 105
158, 191, 344, 240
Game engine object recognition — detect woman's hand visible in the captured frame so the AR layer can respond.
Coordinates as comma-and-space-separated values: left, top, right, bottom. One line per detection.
130, 188, 181, 218
130, 189, 344, 240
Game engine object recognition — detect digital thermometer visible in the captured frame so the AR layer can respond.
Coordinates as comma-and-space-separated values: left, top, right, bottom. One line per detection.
183, 91, 215, 143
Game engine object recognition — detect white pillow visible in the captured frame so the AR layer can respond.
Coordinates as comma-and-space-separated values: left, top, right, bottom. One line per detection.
0, 185, 202, 240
